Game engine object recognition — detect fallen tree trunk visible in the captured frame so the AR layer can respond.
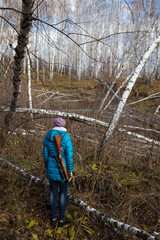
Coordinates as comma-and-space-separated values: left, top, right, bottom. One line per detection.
0, 157, 159, 240
5, 106, 160, 146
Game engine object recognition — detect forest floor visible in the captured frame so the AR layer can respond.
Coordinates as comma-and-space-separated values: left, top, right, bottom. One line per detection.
0, 75, 160, 239
0, 165, 123, 240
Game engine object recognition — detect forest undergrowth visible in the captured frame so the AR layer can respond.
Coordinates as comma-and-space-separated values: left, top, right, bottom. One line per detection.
0, 75, 160, 239
0, 132, 160, 240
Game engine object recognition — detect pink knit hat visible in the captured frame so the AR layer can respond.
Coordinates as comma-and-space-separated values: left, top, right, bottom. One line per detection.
54, 117, 66, 127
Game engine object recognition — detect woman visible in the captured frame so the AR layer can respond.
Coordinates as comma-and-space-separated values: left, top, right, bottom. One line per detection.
43, 117, 73, 227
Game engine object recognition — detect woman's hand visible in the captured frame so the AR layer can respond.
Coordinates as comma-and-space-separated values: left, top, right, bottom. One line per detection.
68, 172, 73, 182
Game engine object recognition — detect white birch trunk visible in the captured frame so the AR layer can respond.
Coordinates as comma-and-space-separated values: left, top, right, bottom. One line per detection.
148, 44, 160, 82
43, 64, 45, 82
27, 54, 33, 118
102, 73, 132, 113
37, 57, 39, 82
23, 55, 26, 74
148, 0, 153, 16
50, 56, 54, 81
35, 10, 39, 83
100, 34, 160, 150
155, 43, 160, 80
0, 157, 159, 240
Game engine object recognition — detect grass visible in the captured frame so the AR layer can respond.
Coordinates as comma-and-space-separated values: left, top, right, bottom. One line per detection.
32, 71, 98, 95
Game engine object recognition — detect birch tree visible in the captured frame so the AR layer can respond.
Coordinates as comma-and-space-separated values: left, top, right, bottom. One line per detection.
27, 52, 33, 119
100, 34, 160, 151
0, 0, 34, 144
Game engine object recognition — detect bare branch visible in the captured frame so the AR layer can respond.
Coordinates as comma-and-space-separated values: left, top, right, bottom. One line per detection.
0, 15, 18, 33
127, 92, 160, 106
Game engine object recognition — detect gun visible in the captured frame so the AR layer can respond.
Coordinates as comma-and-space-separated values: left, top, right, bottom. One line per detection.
54, 155, 66, 180
54, 134, 69, 182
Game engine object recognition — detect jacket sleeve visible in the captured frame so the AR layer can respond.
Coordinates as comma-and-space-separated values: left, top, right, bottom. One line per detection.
65, 135, 73, 172
43, 132, 49, 168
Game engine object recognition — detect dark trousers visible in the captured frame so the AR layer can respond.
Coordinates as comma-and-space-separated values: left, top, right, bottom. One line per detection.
49, 180, 68, 221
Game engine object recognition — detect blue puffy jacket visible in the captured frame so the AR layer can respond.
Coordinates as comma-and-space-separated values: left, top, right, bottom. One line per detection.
43, 129, 73, 181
